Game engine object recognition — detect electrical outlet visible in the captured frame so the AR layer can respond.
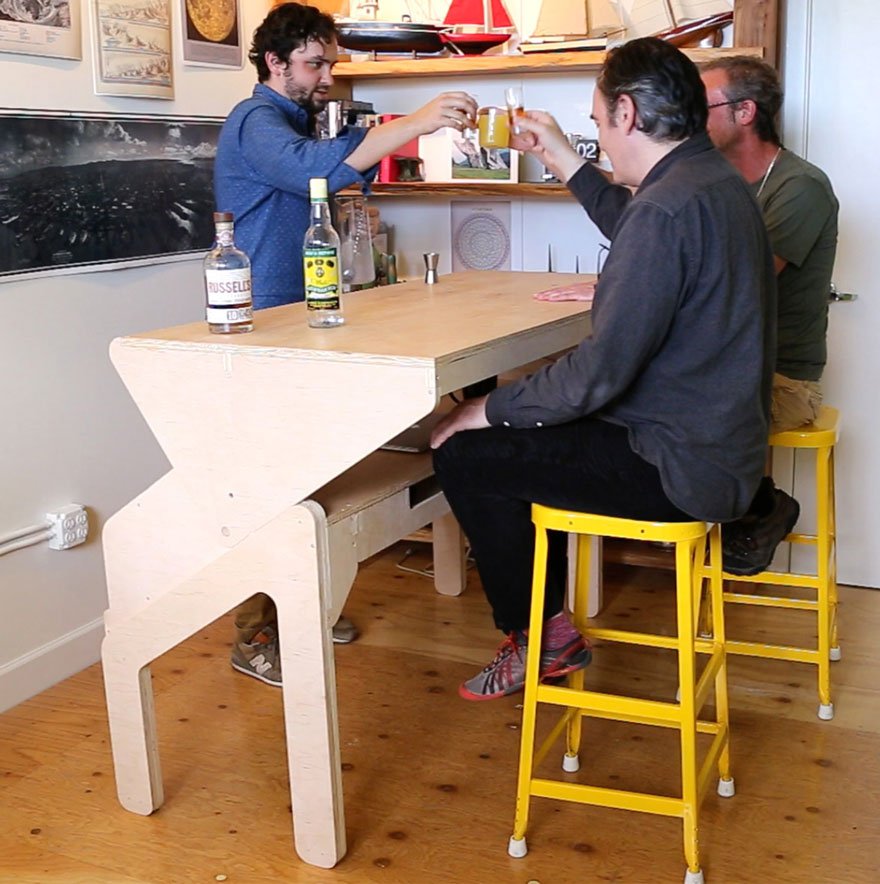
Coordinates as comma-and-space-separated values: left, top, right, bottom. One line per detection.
46, 504, 89, 550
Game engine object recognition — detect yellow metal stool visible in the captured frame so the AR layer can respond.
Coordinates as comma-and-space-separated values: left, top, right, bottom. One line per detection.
509, 505, 733, 884
715, 405, 840, 720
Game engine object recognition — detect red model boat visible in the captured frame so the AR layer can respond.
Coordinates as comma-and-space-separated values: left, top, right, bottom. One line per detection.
441, 0, 515, 55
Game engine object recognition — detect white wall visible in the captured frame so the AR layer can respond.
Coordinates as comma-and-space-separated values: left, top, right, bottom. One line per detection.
0, 3, 269, 712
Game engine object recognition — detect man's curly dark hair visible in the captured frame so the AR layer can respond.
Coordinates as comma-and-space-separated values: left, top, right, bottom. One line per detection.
249, 2, 338, 83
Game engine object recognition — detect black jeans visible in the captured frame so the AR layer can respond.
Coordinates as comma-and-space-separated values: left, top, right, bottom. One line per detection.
433, 418, 689, 634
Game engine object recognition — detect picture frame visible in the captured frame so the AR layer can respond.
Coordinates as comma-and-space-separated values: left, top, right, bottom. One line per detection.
0, 0, 82, 60
91, 0, 174, 99
179, 0, 243, 68
0, 109, 222, 281
419, 128, 520, 185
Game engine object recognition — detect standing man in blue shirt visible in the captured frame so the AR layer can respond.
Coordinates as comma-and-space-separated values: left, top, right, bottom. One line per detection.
216, 2, 476, 684
215, 1, 476, 309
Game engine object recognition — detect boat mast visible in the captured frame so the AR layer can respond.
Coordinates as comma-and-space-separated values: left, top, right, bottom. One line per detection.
482, 0, 493, 30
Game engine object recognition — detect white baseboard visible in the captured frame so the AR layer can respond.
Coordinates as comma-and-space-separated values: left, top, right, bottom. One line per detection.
0, 617, 104, 713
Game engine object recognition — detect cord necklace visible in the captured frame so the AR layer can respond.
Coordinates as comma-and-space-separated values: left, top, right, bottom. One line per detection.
756, 147, 783, 198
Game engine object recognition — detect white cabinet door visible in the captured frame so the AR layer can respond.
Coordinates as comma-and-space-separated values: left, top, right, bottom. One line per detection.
781, 0, 879, 586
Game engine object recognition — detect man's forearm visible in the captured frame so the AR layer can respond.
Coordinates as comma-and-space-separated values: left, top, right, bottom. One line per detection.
344, 117, 425, 171
567, 162, 632, 241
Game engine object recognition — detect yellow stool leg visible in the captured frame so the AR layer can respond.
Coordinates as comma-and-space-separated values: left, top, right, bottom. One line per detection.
828, 447, 841, 659
564, 534, 593, 765
709, 527, 734, 787
676, 538, 701, 877
816, 445, 835, 719
509, 524, 550, 856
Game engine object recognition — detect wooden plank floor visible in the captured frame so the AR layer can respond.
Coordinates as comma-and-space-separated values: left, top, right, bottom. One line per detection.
2, 543, 879, 884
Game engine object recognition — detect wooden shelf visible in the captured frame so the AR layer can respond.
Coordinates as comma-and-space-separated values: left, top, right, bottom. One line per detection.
333, 46, 761, 81
343, 181, 570, 198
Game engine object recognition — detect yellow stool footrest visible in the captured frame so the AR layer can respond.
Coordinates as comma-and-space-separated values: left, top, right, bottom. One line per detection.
530, 778, 685, 818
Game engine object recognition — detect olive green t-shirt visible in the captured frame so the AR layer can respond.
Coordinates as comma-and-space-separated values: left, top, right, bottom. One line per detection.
753, 149, 838, 381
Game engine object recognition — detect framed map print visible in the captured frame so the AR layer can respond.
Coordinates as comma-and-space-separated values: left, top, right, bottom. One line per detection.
0, 0, 82, 59
91, 0, 173, 99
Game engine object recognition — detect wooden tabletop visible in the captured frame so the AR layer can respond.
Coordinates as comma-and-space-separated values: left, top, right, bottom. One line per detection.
130, 271, 593, 364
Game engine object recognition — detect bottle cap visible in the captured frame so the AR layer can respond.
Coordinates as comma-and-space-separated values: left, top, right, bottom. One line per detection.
213, 211, 234, 223
309, 178, 329, 201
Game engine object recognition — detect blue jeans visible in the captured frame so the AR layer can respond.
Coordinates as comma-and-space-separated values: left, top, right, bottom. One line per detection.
433, 418, 689, 633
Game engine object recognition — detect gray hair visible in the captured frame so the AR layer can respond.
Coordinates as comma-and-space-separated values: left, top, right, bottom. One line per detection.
703, 55, 783, 145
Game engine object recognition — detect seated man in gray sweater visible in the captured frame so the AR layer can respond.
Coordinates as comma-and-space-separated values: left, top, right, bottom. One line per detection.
702, 55, 839, 575
430, 38, 776, 701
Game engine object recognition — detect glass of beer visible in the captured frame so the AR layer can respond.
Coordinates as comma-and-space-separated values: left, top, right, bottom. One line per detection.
505, 85, 524, 135
477, 106, 509, 149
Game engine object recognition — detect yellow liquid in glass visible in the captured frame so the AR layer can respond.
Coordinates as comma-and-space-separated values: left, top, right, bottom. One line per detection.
477, 107, 509, 149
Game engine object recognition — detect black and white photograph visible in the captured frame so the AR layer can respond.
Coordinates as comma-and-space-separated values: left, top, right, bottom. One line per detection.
0, 0, 82, 59
92, 0, 173, 99
0, 110, 221, 280
179, 0, 242, 68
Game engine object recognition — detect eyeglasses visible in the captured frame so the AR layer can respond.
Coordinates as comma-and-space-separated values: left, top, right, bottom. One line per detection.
707, 99, 740, 110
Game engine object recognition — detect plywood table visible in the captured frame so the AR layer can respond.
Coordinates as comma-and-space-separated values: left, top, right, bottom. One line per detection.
101, 270, 592, 868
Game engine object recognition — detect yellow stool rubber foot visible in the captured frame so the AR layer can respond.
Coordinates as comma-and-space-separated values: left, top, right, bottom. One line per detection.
717, 777, 736, 798
818, 703, 834, 721
830, 646, 842, 662
684, 869, 705, 884
508, 835, 527, 858
562, 752, 580, 773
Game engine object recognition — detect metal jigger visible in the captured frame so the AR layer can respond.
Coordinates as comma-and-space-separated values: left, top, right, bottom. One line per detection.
423, 252, 440, 284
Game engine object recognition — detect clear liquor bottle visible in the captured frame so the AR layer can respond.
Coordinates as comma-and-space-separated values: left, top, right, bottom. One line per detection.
303, 178, 344, 328
204, 212, 253, 334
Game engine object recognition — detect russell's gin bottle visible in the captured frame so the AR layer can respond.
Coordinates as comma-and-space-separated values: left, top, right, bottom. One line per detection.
303, 178, 344, 327
204, 212, 253, 334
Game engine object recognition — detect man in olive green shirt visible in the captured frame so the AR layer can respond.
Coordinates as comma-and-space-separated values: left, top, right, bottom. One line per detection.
703, 56, 839, 574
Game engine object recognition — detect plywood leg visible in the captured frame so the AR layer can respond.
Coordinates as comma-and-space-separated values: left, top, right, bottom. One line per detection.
101, 653, 163, 815
102, 491, 348, 868
431, 511, 466, 596
278, 501, 346, 868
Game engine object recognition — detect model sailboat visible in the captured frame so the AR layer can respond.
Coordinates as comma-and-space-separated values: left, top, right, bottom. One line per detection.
441, 0, 516, 55
520, 0, 626, 53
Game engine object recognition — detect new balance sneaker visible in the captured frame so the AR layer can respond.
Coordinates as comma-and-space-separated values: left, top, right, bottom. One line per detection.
459, 627, 591, 702
231, 626, 282, 687
722, 488, 801, 576
332, 615, 359, 645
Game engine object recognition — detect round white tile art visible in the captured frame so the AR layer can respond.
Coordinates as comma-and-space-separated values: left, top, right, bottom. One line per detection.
453, 212, 511, 270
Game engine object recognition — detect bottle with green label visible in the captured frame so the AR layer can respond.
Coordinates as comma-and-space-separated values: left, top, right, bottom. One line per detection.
303, 178, 344, 328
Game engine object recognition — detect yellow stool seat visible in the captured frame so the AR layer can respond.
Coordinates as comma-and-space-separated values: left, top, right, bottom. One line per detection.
769, 405, 839, 448
715, 405, 840, 720
510, 505, 733, 884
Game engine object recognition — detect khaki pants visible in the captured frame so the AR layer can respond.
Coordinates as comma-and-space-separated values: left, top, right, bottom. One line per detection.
234, 593, 276, 644
770, 372, 822, 434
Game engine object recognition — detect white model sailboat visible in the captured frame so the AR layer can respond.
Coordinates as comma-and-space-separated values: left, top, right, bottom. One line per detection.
521, 0, 626, 53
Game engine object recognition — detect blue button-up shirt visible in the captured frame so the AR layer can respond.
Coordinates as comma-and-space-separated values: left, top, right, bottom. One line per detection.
215, 84, 375, 308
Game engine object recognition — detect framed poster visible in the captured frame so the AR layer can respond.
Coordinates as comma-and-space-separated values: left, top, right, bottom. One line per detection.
419, 128, 519, 184
0, 109, 222, 281
0, 0, 82, 60
179, 0, 243, 68
91, 0, 173, 99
